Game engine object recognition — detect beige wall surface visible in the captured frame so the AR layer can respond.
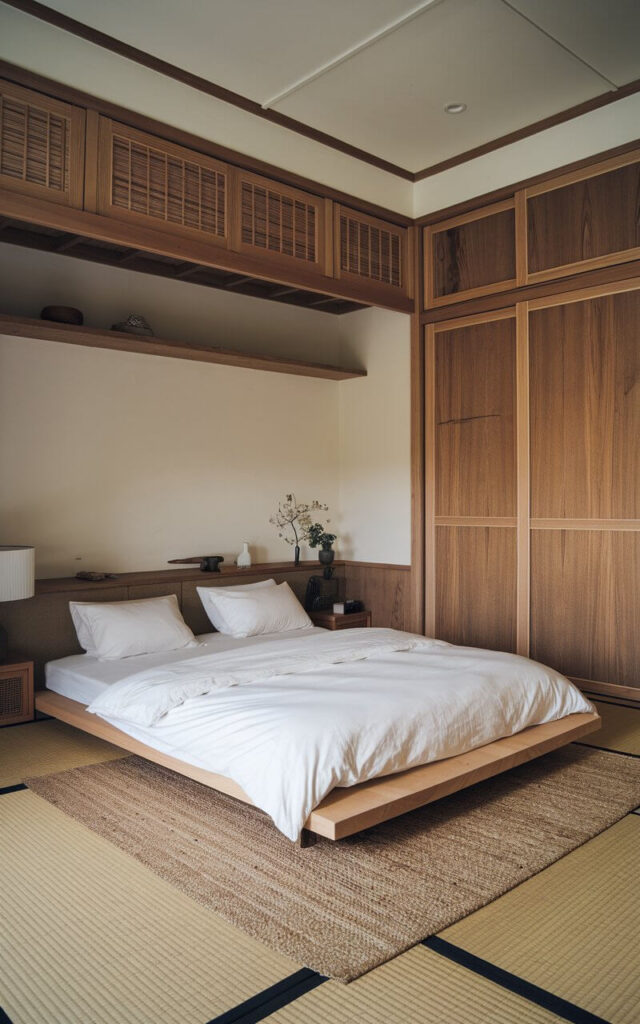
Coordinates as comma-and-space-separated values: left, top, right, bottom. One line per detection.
0, 249, 412, 577
338, 307, 411, 565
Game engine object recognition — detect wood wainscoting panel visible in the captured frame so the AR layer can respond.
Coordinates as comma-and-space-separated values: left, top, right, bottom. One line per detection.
434, 315, 516, 518
530, 288, 640, 519
531, 530, 640, 690
425, 200, 516, 308
435, 526, 517, 652
342, 563, 411, 631
526, 151, 640, 282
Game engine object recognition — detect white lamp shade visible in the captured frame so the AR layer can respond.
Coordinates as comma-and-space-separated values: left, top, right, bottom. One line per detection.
0, 546, 35, 602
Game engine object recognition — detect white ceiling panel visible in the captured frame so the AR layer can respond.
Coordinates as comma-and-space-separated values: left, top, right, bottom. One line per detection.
507, 0, 640, 87
272, 0, 609, 171
42, 0, 428, 102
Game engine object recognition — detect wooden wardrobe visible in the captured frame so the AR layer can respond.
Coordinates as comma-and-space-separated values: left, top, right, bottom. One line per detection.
422, 148, 640, 699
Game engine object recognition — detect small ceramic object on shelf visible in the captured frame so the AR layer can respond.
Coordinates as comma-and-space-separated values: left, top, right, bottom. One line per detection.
236, 542, 251, 568
41, 305, 83, 325
111, 313, 154, 336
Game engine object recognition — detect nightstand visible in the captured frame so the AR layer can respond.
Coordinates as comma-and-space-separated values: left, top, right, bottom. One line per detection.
0, 659, 34, 726
309, 610, 372, 630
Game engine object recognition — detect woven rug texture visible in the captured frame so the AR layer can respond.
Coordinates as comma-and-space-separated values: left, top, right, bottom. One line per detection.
26, 745, 640, 982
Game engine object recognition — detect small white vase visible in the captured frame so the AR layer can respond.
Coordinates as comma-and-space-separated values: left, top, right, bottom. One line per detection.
236, 541, 251, 568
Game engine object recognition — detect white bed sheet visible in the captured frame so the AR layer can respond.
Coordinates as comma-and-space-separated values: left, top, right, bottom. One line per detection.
45, 628, 594, 841
45, 627, 324, 704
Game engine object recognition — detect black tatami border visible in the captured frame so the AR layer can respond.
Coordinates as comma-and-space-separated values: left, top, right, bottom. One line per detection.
423, 936, 611, 1024
0, 783, 27, 796
573, 741, 640, 760
0, 1007, 14, 1024
206, 968, 326, 1024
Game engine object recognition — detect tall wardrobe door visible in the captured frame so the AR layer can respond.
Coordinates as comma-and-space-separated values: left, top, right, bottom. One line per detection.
426, 311, 518, 651
529, 284, 640, 690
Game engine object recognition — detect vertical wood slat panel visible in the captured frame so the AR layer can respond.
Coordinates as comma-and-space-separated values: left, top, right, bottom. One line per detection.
97, 118, 228, 247
231, 168, 326, 274
424, 325, 436, 637
0, 79, 85, 208
334, 204, 409, 297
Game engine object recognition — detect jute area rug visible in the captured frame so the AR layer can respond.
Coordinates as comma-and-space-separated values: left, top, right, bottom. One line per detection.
27, 746, 640, 982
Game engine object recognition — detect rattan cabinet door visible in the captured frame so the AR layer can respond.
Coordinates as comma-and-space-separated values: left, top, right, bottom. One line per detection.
230, 169, 329, 277
334, 205, 412, 301
0, 80, 85, 209
97, 118, 229, 247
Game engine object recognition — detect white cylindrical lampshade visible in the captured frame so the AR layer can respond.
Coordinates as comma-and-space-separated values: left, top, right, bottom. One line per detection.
0, 546, 35, 602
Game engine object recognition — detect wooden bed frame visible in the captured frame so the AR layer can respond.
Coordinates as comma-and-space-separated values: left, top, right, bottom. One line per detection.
35, 690, 600, 847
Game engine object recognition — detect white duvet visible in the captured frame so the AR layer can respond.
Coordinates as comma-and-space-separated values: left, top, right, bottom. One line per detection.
86, 628, 593, 840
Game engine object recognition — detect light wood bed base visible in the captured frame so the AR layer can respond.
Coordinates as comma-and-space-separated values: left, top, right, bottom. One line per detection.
35, 690, 600, 845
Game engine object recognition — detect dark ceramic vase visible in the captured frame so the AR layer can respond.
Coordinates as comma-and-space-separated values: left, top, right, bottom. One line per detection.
318, 545, 334, 579
294, 545, 301, 566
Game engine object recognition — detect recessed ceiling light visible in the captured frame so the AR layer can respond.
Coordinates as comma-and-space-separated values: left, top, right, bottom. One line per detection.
444, 102, 467, 114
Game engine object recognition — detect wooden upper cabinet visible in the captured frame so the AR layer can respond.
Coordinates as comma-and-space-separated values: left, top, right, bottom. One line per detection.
96, 118, 229, 246
525, 150, 640, 283
230, 169, 328, 276
334, 206, 411, 298
424, 199, 519, 309
0, 81, 85, 208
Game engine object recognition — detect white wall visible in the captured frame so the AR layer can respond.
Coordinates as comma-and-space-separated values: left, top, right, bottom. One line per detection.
0, 248, 413, 576
337, 308, 411, 565
413, 92, 640, 217
0, 246, 352, 578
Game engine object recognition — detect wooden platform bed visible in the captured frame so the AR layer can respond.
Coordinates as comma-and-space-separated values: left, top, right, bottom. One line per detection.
35, 690, 600, 847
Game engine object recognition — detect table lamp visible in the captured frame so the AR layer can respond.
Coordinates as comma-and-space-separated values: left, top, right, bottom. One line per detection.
0, 546, 35, 662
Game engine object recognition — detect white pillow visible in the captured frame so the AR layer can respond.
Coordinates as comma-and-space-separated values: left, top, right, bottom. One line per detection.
197, 579, 276, 633
204, 581, 311, 638
69, 594, 199, 660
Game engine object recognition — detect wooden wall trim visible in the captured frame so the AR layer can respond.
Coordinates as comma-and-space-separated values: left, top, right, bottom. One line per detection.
424, 324, 436, 637
410, 225, 425, 635
421, 259, 640, 325
0, 60, 413, 227
515, 302, 530, 656
573, 679, 640, 703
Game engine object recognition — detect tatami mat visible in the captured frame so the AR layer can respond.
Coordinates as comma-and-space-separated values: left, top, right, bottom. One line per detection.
269, 944, 561, 1024
0, 719, 126, 787
440, 814, 640, 1024
580, 700, 640, 755
0, 790, 299, 1024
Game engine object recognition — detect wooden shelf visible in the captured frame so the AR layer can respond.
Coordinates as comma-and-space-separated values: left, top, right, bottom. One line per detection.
0, 314, 366, 381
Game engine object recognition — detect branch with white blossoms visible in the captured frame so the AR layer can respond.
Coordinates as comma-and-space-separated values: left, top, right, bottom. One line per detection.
269, 494, 329, 546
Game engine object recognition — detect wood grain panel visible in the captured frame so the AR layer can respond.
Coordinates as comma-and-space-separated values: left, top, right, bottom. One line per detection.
431, 207, 516, 301
435, 526, 517, 652
435, 317, 516, 517
527, 159, 640, 277
342, 563, 411, 631
530, 290, 640, 518
531, 530, 640, 689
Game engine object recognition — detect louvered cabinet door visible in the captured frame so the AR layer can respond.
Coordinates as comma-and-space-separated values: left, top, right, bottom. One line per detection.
96, 119, 229, 247
334, 206, 411, 299
230, 170, 328, 277
0, 80, 85, 208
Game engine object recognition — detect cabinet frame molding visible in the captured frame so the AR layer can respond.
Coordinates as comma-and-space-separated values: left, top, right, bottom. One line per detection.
523, 147, 640, 286
424, 198, 518, 310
